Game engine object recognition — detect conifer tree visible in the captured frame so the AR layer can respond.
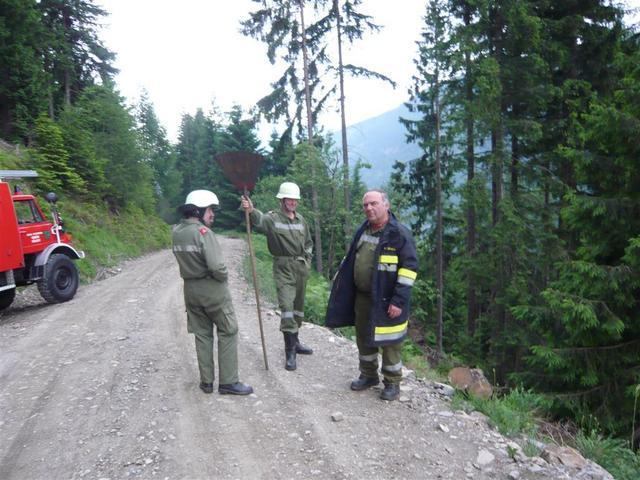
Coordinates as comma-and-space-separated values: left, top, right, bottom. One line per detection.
32, 113, 85, 194
58, 103, 107, 199
135, 91, 181, 221
73, 84, 154, 212
37, 0, 116, 114
0, 0, 49, 141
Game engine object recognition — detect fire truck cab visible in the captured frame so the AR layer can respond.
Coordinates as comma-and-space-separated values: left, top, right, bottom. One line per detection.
0, 170, 84, 310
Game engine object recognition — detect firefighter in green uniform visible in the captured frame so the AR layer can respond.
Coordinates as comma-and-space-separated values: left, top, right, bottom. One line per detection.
241, 182, 313, 371
326, 190, 418, 401
172, 190, 253, 395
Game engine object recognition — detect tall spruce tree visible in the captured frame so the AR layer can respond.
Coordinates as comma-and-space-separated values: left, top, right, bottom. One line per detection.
401, 0, 457, 356
32, 112, 85, 193
73, 83, 154, 212
135, 91, 181, 222
37, 0, 116, 115
515, 25, 639, 437
0, 0, 49, 141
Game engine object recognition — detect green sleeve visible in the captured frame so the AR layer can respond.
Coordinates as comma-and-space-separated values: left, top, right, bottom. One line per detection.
201, 232, 228, 282
250, 208, 274, 233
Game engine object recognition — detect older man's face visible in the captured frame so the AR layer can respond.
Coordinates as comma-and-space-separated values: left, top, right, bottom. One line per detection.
362, 191, 389, 226
282, 198, 298, 213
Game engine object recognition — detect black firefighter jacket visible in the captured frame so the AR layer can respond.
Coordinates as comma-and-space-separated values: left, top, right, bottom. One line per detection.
325, 213, 418, 347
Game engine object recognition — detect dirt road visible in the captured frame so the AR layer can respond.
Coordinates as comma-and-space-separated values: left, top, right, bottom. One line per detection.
0, 237, 610, 479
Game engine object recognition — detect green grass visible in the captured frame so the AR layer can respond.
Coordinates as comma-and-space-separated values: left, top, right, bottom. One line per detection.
452, 387, 549, 437
241, 232, 278, 303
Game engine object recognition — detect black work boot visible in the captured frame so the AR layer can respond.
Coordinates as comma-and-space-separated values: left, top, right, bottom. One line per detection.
380, 382, 400, 401
199, 382, 214, 394
294, 332, 313, 355
218, 382, 254, 395
283, 332, 297, 371
350, 375, 380, 391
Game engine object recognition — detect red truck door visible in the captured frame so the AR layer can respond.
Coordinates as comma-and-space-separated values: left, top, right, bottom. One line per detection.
12, 195, 56, 255
0, 182, 24, 271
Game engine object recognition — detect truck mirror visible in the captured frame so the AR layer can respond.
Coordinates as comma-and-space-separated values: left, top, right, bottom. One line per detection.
45, 192, 58, 204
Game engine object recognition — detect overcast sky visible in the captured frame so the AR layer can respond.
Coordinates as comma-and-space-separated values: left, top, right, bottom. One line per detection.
96, 0, 426, 143
97, 1, 639, 144
96, 0, 426, 141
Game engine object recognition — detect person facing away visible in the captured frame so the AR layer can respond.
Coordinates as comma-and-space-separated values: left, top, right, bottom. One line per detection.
172, 189, 253, 396
325, 189, 418, 401
241, 181, 314, 371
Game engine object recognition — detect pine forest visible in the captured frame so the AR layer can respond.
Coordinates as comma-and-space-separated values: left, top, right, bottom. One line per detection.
1, 0, 639, 471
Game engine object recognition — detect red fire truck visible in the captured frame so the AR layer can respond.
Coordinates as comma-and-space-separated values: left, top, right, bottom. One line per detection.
0, 170, 84, 310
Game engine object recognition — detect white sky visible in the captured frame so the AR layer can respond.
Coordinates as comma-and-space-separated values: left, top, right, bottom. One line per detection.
97, 1, 640, 144
96, 0, 426, 143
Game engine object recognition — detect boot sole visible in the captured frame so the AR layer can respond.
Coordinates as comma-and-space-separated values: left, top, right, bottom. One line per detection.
350, 381, 379, 391
218, 388, 253, 395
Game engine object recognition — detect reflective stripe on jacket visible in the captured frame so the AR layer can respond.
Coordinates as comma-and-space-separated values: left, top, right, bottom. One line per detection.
325, 213, 418, 347
250, 208, 313, 262
172, 218, 228, 282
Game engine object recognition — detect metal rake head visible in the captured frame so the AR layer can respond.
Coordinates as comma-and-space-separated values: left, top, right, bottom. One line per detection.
214, 151, 264, 193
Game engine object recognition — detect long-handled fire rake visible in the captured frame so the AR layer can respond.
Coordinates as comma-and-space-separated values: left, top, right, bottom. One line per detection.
214, 151, 268, 370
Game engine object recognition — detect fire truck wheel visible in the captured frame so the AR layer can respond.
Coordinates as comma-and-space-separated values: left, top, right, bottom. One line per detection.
0, 288, 16, 310
37, 254, 79, 304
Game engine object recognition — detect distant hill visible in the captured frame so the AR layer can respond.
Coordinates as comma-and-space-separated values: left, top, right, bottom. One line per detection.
332, 104, 422, 188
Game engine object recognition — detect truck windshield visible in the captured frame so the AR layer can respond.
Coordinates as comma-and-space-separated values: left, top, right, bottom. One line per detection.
14, 200, 45, 224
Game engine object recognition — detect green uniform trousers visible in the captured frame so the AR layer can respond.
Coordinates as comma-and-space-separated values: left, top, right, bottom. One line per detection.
184, 278, 239, 385
355, 292, 403, 384
273, 256, 309, 333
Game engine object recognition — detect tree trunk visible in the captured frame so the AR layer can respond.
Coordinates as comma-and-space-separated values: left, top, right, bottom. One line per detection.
542, 159, 551, 289
510, 125, 519, 198
489, 4, 506, 378
463, 3, 478, 338
299, 0, 324, 274
491, 129, 503, 225
334, 0, 352, 248
63, 6, 72, 107
327, 182, 338, 278
435, 72, 444, 357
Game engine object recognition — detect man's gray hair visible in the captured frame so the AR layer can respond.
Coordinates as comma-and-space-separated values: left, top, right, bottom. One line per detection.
366, 189, 390, 206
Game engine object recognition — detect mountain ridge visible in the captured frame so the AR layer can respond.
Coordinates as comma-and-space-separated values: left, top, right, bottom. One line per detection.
333, 103, 422, 188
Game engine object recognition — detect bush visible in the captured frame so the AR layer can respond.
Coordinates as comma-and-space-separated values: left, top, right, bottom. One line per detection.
575, 431, 640, 480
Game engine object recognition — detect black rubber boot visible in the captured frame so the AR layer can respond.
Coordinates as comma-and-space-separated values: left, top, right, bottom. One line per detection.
294, 332, 313, 355
380, 382, 400, 401
284, 332, 297, 371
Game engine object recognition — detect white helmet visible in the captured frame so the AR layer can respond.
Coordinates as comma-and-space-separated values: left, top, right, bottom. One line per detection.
184, 190, 219, 208
276, 182, 300, 200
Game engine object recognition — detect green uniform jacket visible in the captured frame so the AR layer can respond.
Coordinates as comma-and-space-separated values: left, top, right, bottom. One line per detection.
172, 218, 231, 304
250, 208, 313, 263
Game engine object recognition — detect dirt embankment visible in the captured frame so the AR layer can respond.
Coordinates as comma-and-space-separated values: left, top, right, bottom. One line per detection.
0, 237, 611, 479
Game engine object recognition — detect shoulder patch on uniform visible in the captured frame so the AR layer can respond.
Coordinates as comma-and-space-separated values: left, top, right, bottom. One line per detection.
199, 226, 208, 235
